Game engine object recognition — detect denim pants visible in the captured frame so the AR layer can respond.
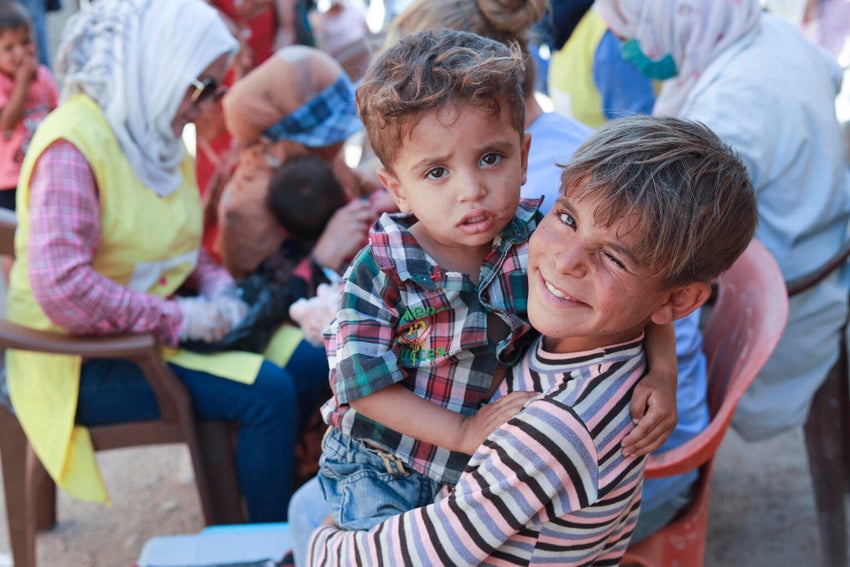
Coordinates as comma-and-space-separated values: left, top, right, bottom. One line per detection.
317, 427, 441, 531
75, 340, 330, 522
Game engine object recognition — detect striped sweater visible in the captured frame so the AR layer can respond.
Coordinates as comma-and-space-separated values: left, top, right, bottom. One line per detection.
308, 335, 647, 566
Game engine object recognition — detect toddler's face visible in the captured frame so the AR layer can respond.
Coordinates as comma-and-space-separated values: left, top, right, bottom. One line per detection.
527, 188, 672, 354
0, 27, 34, 78
377, 102, 529, 264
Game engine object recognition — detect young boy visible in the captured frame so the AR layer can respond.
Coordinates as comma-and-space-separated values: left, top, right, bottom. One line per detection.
0, 1, 56, 279
308, 114, 759, 565
315, 28, 679, 535
0, 0, 56, 211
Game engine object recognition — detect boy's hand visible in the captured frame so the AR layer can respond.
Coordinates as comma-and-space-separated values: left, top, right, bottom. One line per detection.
622, 370, 678, 457
457, 391, 536, 455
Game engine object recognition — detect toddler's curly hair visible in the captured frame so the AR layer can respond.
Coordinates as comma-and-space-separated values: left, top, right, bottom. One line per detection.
356, 28, 525, 169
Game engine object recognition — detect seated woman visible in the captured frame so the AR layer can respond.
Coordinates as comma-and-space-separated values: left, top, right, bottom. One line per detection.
4, 0, 329, 523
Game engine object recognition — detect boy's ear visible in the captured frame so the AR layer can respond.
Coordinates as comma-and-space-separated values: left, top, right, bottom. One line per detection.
650, 282, 713, 325
376, 166, 410, 213
520, 132, 531, 187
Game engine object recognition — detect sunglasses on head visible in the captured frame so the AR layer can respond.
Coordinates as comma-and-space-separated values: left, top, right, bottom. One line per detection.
190, 76, 224, 104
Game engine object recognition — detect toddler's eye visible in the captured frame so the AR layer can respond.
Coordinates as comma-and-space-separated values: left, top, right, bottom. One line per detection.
481, 153, 501, 166
426, 167, 447, 179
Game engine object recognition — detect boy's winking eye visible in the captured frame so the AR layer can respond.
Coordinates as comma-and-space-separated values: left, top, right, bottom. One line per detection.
551, 195, 641, 274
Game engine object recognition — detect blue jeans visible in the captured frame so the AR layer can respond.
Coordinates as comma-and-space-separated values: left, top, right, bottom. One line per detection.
289, 476, 329, 567
630, 485, 693, 544
75, 340, 330, 522
317, 427, 441, 530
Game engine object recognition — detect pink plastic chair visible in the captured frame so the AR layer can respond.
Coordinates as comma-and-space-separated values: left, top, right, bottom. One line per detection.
622, 239, 789, 567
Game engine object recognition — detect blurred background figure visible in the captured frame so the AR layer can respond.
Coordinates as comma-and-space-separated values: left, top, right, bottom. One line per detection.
541, 0, 656, 129
595, 0, 850, 443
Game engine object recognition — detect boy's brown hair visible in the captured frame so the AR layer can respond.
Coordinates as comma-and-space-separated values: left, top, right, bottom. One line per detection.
560, 115, 758, 287
356, 28, 526, 169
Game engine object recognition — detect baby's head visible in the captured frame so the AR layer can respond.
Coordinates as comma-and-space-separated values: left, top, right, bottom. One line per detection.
0, 1, 33, 78
266, 154, 347, 242
357, 28, 525, 170
529, 116, 758, 353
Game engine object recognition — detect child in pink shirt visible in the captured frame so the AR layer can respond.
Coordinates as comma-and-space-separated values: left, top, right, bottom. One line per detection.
0, 1, 57, 211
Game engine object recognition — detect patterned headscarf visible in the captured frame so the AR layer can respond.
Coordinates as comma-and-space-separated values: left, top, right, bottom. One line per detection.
54, 0, 238, 196
222, 45, 361, 148
594, 0, 762, 116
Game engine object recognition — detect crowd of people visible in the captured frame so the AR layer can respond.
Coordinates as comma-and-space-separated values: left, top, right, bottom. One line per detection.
2, 0, 848, 565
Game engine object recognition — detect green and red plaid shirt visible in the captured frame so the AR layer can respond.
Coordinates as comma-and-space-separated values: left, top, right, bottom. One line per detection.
321, 199, 541, 484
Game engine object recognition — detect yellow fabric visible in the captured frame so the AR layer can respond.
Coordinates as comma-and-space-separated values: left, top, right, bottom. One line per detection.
164, 324, 303, 379
548, 10, 609, 129
163, 347, 264, 383
5, 94, 260, 503
263, 324, 305, 368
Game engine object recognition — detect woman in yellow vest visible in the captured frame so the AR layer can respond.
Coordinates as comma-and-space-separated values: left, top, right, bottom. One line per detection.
5, 0, 330, 523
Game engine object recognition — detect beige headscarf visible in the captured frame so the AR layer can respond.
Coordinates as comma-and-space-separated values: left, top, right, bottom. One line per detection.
54, 0, 238, 196
594, 0, 762, 116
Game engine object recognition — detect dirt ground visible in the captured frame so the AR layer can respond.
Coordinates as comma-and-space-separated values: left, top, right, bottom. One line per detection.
0, 424, 824, 567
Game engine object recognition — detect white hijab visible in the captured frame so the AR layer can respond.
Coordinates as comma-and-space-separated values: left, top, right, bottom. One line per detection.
594, 0, 762, 117
54, 0, 238, 196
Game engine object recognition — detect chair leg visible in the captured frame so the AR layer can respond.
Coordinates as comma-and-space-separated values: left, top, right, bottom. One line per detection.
28, 448, 56, 531
0, 408, 37, 567
195, 420, 245, 524
804, 347, 850, 567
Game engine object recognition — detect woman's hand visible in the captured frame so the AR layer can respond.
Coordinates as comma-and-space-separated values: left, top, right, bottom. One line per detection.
176, 295, 248, 343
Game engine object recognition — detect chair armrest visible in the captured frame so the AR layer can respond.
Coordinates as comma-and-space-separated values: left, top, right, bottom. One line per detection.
642, 419, 727, 478
0, 319, 158, 357
0, 320, 188, 423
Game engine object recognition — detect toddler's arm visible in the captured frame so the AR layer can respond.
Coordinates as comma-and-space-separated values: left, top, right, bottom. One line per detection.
621, 321, 678, 457
0, 56, 37, 136
350, 383, 534, 456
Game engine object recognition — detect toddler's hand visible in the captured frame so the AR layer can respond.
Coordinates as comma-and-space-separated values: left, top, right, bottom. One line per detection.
457, 391, 536, 455
15, 56, 37, 85
622, 369, 678, 457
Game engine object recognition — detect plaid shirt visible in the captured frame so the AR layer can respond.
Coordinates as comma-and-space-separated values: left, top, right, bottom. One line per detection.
321, 199, 541, 484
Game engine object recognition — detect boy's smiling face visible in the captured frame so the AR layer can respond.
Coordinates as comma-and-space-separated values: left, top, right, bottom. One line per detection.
377, 102, 530, 267
528, 189, 678, 354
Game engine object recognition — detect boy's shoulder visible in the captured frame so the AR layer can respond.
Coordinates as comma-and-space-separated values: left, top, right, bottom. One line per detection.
363, 211, 437, 284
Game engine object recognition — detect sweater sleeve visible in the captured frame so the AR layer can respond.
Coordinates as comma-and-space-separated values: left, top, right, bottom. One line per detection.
308, 400, 600, 566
